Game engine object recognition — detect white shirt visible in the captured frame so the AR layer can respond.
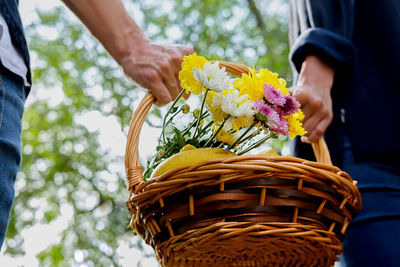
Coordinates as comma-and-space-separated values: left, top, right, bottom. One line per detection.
0, 11, 29, 86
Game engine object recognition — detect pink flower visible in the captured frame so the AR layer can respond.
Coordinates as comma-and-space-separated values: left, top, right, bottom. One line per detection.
273, 116, 289, 135
254, 100, 281, 130
263, 84, 286, 106
278, 95, 301, 116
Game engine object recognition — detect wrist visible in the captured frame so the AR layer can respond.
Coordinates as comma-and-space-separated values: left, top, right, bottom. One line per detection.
297, 55, 335, 91
110, 24, 149, 64
64, 0, 149, 65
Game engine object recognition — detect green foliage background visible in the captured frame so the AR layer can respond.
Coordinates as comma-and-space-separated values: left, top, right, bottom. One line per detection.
4, 0, 290, 265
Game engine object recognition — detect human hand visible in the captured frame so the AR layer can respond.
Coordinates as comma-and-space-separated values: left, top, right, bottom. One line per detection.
62, 0, 192, 106
120, 40, 193, 106
289, 55, 335, 143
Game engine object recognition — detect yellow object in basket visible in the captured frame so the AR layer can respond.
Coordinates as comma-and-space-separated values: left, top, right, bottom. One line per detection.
259, 149, 278, 157
151, 147, 236, 178
179, 144, 197, 152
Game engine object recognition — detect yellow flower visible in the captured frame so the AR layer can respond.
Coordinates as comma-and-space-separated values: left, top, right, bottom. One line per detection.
215, 127, 237, 146
206, 91, 217, 106
234, 68, 289, 101
206, 91, 226, 123
286, 109, 307, 139
257, 69, 289, 95
179, 53, 208, 95
209, 105, 228, 124
234, 68, 264, 101
231, 117, 254, 131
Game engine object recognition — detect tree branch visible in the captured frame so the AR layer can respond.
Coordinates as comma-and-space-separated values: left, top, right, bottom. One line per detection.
247, 0, 265, 31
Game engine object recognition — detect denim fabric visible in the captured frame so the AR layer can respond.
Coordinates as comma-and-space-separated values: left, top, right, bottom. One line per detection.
340, 136, 400, 266
0, 0, 32, 88
0, 65, 25, 249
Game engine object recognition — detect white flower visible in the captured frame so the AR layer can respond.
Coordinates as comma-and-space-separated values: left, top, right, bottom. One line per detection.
212, 90, 254, 118
193, 62, 234, 92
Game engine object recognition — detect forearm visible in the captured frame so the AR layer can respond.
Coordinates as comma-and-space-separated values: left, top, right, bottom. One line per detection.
297, 55, 334, 90
62, 0, 193, 105
62, 0, 147, 63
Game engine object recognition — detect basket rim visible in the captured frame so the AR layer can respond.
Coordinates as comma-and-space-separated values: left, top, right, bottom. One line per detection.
130, 154, 361, 211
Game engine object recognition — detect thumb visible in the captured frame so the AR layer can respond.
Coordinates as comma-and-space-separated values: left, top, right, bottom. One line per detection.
288, 86, 308, 106
288, 86, 295, 95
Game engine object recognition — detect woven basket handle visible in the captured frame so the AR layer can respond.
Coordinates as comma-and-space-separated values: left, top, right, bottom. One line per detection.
125, 61, 332, 193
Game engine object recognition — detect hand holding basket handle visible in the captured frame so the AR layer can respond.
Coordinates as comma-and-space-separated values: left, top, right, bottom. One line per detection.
124, 61, 362, 267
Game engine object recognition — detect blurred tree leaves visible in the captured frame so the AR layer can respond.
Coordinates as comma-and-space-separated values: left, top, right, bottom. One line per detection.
4, 0, 290, 266
137, 0, 291, 81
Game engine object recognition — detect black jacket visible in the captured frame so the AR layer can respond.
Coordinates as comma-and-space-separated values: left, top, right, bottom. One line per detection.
289, 0, 400, 166
0, 0, 31, 90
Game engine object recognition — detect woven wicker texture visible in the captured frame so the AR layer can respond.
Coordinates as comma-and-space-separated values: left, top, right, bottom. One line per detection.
125, 62, 362, 267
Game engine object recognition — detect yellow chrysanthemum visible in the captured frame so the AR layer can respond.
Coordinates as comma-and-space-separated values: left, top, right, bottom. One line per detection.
257, 69, 289, 95
286, 109, 307, 139
206, 91, 217, 106
209, 105, 228, 124
231, 117, 254, 131
206, 91, 226, 123
234, 68, 289, 101
234, 68, 264, 101
179, 53, 208, 95
215, 127, 237, 146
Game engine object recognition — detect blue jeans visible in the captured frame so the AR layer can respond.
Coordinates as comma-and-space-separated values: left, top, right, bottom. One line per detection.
340, 136, 400, 266
0, 66, 26, 249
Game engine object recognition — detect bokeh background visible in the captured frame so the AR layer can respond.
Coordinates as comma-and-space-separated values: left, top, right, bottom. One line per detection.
0, 0, 291, 266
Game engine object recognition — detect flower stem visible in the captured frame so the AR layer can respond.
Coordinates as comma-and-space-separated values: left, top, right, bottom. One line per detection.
228, 121, 257, 149
237, 133, 272, 155
193, 88, 209, 138
181, 113, 209, 138
204, 117, 228, 147
236, 131, 259, 149
161, 90, 185, 143
201, 120, 214, 134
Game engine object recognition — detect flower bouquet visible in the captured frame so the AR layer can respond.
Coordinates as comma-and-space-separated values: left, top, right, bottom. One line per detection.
124, 54, 362, 267
143, 53, 306, 179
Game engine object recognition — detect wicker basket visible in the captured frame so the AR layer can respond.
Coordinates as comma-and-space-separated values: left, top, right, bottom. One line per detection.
125, 62, 362, 267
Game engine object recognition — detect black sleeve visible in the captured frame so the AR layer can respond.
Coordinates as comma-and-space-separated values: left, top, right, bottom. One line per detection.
289, 0, 356, 74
